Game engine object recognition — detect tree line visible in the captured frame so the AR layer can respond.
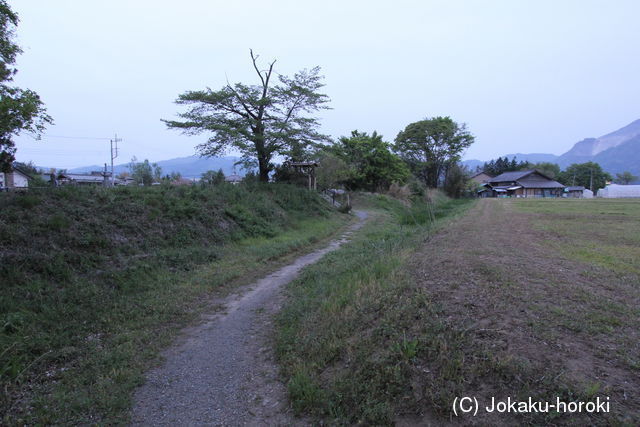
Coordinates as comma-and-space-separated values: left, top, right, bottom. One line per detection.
164, 51, 475, 197
479, 156, 637, 192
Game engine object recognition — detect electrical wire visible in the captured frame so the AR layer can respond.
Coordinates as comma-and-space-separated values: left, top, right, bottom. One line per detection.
42, 134, 113, 140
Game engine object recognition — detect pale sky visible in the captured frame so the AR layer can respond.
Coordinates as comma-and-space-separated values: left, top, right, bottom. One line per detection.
10, 0, 640, 168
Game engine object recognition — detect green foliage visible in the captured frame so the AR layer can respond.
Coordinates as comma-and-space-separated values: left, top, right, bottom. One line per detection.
315, 152, 350, 190
201, 168, 226, 185
0, 1, 52, 172
481, 156, 528, 176
164, 50, 330, 182
614, 171, 638, 185
328, 130, 410, 191
531, 161, 561, 179
443, 163, 471, 198
162, 171, 182, 183
481, 157, 561, 180
128, 157, 162, 186
557, 162, 612, 192
272, 163, 309, 187
395, 116, 474, 188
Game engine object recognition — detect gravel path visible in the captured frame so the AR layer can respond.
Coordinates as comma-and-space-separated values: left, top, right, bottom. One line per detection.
131, 211, 368, 426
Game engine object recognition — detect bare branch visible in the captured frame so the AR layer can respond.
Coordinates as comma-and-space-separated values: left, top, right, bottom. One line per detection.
250, 49, 266, 88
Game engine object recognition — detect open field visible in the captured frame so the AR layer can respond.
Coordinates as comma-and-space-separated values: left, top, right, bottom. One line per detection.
276, 196, 639, 425
0, 184, 351, 424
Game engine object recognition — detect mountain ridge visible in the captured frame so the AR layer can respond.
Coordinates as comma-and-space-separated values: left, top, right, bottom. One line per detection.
63, 120, 640, 180
68, 155, 244, 178
464, 118, 640, 177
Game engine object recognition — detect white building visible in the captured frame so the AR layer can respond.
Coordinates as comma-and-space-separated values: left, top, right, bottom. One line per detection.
1, 168, 30, 190
597, 184, 640, 198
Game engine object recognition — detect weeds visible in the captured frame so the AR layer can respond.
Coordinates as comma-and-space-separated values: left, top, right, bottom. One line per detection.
275, 192, 474, 424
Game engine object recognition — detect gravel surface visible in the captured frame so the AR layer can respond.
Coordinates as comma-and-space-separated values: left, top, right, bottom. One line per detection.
131, 211, 368, 426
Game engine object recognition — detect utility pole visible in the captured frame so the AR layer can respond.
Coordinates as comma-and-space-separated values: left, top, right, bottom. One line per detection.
110, 134, 122, 186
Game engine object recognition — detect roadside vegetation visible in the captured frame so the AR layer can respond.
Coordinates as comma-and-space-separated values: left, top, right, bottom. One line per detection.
275, 192, 474, 424
276, 196, 639, 425
0, 183, 350, 424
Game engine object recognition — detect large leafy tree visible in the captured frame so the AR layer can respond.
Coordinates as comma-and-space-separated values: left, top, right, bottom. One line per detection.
395, 116, 474, 187
128, 157, 162, 186
329, 130, 410, 191
558, 162, 612, 192
0, 1, 52, 172
164, 50, 330, 182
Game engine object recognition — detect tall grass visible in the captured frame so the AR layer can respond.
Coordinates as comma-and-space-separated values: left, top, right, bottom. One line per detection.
275, 193, 474, 424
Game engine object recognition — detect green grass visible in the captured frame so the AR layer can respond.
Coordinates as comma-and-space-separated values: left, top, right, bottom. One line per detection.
511, 197, 640, 375
275, 193, 474, 424
0, 183, 350, 424
511, 198, 640, 275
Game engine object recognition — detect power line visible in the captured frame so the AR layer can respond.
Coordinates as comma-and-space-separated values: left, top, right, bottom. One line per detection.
42, 134, 112, 140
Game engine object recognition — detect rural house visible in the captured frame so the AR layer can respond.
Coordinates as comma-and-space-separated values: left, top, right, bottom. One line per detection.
481, 170, 565, 198
59, 171, 110, 186
0, 166, 31, 191
470, 171, 493, 184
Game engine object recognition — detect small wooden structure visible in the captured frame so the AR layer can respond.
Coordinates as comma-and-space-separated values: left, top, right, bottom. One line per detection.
565, 186, 585, 198
287, 161, 318, 190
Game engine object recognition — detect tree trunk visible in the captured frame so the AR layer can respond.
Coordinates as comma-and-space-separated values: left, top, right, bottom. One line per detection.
253, 128, 270, 183
259, 165, 269, 182
257, 155, 270, 182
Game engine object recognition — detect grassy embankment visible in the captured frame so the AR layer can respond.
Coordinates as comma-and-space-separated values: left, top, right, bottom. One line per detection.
275, 192, 475, 424
0, 183, 350, 424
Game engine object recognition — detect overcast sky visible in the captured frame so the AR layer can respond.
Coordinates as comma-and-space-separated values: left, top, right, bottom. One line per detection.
10, 0, 640, 169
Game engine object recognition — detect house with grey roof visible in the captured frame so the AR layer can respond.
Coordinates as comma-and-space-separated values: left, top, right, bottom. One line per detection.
59, 171, 110, 186
481, 170, 565, 198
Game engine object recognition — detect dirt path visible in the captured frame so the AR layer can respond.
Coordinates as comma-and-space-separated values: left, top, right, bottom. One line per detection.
130, 211, 368, 426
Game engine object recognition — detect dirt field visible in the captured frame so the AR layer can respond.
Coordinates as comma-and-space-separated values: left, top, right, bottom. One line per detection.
405, 198, 640, 425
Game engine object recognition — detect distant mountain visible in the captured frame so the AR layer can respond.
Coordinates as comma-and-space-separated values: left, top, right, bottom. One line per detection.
561, 119, 640, 158
557, 119, 640, 175
69, 155, 245, 178
590, 134, 640, 176
466, 119, 640, 177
